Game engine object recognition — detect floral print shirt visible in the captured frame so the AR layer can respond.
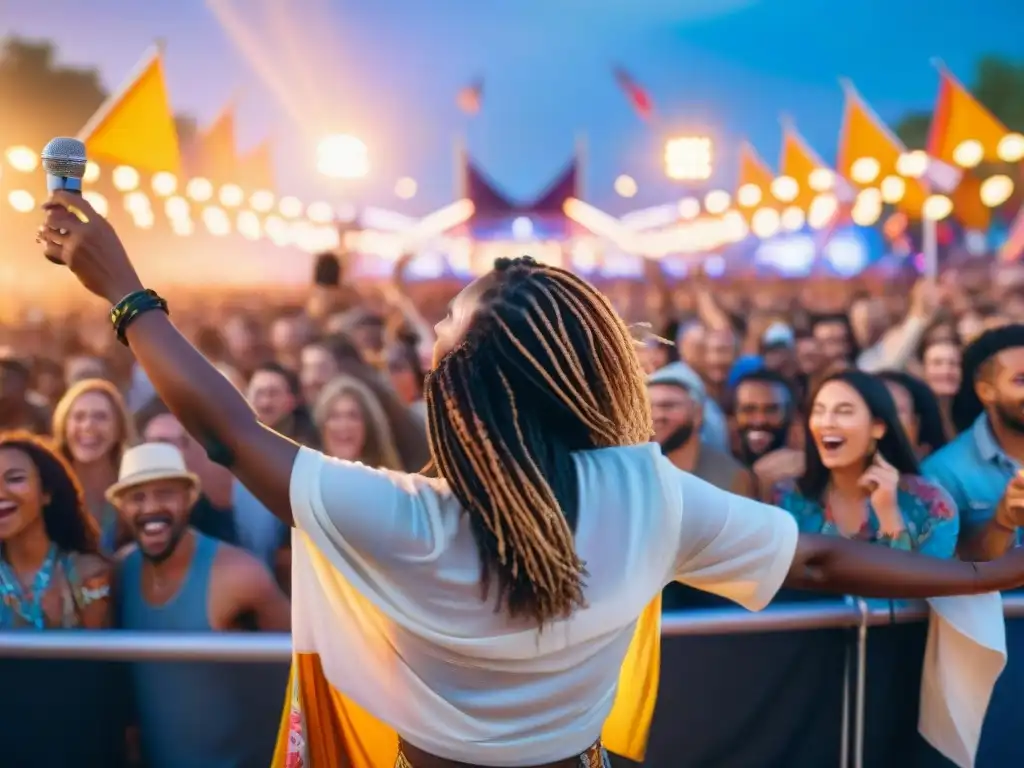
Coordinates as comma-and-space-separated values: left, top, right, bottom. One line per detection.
771, 474, 959, 559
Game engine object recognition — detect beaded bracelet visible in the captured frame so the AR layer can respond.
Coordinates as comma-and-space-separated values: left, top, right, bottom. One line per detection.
110, 289, 169, 346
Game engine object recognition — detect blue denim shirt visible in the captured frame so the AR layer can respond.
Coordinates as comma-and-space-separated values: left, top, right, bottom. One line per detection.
921, 414, 1019, 541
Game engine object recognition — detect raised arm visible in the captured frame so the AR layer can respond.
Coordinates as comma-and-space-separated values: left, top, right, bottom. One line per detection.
39, 192, 299, 524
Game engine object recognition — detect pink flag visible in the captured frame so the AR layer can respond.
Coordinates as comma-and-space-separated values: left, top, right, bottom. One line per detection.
999, 206, 1024, 262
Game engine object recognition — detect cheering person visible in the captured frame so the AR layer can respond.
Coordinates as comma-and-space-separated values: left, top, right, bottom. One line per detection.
772, 370, 958, 558
37, 193, 1024, 768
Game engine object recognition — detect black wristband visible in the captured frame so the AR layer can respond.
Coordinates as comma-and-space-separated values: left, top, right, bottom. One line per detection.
110, 289, 169, 346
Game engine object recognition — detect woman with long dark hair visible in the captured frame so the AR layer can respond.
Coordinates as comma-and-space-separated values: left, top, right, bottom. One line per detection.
772, 370, 957, 557
38, 193, 1024, 768
878, 370, 949, 459
0, 431, 111, 629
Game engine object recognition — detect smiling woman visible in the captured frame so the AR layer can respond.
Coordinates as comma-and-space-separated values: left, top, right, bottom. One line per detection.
771, 369, 959, 559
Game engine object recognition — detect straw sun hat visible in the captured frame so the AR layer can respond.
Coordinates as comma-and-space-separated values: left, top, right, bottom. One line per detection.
105, 442, 200, 504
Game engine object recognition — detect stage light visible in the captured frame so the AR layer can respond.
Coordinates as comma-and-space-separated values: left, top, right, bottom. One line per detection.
307, 202, 334, 224
751, 207, 781, 239
124, 191, 151, 215
186, 177, 214, 202
998, 133, 1024, 163
896, 151, 928, 179
880, 175, 906, 204
850, 157, 880, 185
165, 196, 189, 220
664, 136, 713, 181
5, 146, 37, 173
151, 172, 177, 197
807, 193, 839, 230
84, 161, 101, 183
250, 190, 275, 212
856, 188, 882, 209
132, 208, 155, 229
279, 196, 303, 219
808, 168, 835, 192
614, 174, 638, 198
770, 176, 799, 203
922, 194, 953, 221
952, 140, 983, 169
219, 184, 244, 208
395, 177, 418, 200
703, 190, 731, 215
264, 215, 289, 246
851, 200, 882, 227
781, 206, 805, 232
202, 206, 231, 236
737, 183, 762, 207
677, 197, 701, 220
112, 165, 140, 192
237, 210, 261, 240
317, 134, 369, 180
82, 191, 108, 218
980, 175, 1014, 208
8, 189, 34, 212
171, 218, 194, 237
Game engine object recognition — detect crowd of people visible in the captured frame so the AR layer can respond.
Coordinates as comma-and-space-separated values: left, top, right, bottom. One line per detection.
1, 241, 1024, 766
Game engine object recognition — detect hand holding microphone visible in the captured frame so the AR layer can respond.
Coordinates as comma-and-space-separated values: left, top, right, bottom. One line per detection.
36, 136, 143, 302
37, 137, 88, 264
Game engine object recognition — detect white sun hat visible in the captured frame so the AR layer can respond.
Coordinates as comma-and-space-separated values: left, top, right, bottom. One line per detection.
105, 442, 200, 504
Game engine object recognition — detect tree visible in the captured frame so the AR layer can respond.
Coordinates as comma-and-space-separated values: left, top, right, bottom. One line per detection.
0, 36, 197, 152
894, 55, 1024, 149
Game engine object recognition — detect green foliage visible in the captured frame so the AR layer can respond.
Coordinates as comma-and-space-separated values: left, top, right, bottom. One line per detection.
0, 36, 197, 151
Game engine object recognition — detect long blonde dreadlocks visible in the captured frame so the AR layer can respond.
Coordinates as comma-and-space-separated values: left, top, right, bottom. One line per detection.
424, 257, 652, 625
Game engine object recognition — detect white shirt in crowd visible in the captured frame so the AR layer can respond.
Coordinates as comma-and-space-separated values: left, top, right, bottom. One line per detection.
288, 442, 799, 765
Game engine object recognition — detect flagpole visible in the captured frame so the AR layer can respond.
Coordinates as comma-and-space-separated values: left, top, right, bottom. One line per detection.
78, 42, 163, 140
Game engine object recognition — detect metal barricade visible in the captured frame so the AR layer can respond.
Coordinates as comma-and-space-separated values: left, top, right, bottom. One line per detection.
0, 596, 1020, 767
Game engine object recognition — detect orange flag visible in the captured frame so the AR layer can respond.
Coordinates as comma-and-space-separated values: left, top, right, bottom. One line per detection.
837, 80, 926, 216
927, 63, 1011, 230
194, 103, 240, 184
735, 141, 777, 219
238, 139, 275, 192
779, 118, 835, 211
78, 43, 181, 173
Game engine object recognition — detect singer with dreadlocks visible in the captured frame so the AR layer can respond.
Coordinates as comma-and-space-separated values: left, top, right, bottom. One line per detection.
38, 192, 1024, 768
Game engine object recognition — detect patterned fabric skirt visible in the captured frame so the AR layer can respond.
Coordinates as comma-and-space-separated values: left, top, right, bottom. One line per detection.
394, 741, 611, 768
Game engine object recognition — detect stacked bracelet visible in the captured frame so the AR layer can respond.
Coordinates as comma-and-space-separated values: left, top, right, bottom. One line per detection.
109, 289, 169, 346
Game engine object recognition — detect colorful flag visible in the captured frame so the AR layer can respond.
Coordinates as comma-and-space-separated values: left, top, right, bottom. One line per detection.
456, 79, 483, 115
613, 66, 654, 121
928, 63, 1011, 230
77, 43, 181, 173
236, 138, 275, 191
272, 531, 662, 767
192, 103, 239, 184
1000, 206, 1024, 262
837, 79, 927, 216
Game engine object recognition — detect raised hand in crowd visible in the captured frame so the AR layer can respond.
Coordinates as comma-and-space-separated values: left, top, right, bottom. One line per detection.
858, 453, 903, 536
995, 471, 1024, 532
752, 447, 805, 501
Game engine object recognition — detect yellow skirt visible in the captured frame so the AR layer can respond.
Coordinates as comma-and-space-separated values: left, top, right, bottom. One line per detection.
272, 596, 662, 768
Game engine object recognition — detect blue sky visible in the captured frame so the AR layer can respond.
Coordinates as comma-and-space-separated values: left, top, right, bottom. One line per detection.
3, 0, 1022, 212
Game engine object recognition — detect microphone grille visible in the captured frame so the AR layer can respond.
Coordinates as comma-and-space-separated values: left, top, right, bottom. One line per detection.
41, 137, 87, 179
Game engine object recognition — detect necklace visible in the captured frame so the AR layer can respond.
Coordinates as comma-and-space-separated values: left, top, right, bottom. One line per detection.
0, 544, 59, 629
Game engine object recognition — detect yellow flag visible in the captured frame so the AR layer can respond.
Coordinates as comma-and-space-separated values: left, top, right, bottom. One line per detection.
836, 80, 926, 216
736, 141, 777, 219
928, 66, 1010, 230
78, 44, 181, 173
928, 65, 1009, 164
780, 121, 830, 211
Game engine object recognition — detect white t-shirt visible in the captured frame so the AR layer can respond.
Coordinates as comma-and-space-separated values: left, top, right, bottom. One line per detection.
289, 441, 799, 766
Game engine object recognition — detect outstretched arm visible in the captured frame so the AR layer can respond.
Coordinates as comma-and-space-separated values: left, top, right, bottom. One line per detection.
785, 533, 1000, 598
39, 192, 298, 525
672, 467, 1024, 609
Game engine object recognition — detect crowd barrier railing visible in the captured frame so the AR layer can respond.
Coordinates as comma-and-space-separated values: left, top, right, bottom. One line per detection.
1, 595, 1022, 767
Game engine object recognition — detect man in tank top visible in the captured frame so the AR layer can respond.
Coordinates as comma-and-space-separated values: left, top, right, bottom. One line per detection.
111, 443, 290, 768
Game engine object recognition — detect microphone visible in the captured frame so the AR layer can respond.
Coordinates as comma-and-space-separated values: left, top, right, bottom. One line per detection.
40, 137, 87, 264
